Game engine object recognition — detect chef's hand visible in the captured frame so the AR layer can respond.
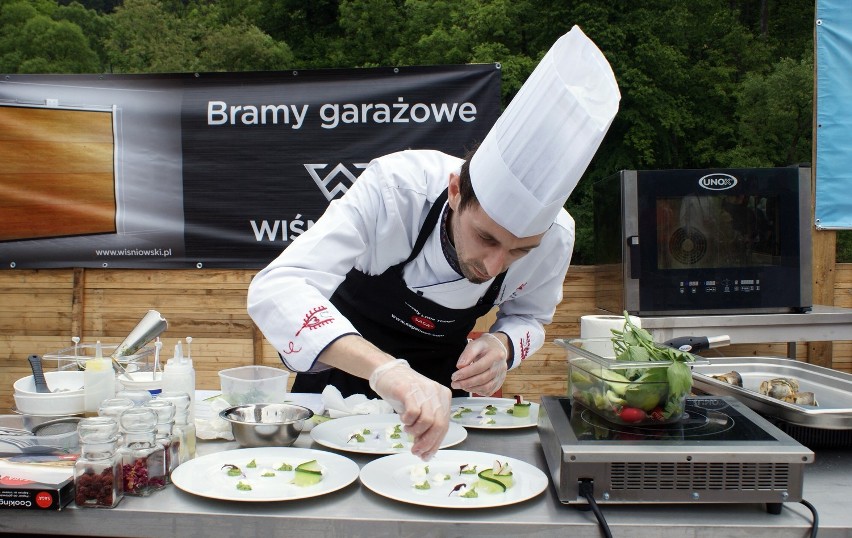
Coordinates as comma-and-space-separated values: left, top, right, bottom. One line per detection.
369, 359, 451, 461
451, 332, 509, 396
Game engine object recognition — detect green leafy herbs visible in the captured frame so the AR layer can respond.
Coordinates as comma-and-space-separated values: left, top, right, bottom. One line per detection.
607, 312, 695, 420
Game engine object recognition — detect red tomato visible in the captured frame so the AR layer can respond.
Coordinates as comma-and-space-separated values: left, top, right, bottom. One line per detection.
618, 407, 647, 423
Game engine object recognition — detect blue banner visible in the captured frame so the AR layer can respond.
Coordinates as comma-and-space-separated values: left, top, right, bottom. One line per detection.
815, 0, 852, 229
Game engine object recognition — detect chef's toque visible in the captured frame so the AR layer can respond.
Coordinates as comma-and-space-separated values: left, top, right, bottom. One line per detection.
470, 25, 621, 237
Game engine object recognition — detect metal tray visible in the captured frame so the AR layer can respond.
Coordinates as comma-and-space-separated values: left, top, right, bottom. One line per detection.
691, 356, 852, 430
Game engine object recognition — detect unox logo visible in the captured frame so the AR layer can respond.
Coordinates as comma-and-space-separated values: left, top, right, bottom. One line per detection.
304, 163, 369, 201
698, 173, 738, 191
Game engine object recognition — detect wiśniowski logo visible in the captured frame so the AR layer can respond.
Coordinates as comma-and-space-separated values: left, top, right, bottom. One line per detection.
698, 173, 738, 191
304, 163, 369, 201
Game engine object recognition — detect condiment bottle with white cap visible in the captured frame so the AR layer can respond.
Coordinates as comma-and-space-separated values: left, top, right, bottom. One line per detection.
84, 341, 116, 416
161, 339, 196, 422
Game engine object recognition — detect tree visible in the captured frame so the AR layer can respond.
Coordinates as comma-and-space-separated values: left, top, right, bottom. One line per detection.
103, 0, 199, 72
1, 0, 821, 260
104, 0, 291, 73
0, 1, 100, 73
198, 20, 294, 71
255, 0, 341, 68
54, 1, 112, 70
719, 54, 813, 167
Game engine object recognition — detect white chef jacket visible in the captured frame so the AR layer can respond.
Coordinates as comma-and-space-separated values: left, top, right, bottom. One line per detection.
247, 149, 574, 373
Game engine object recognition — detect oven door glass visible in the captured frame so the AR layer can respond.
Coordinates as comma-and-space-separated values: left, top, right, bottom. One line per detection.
636, 167, 808, 313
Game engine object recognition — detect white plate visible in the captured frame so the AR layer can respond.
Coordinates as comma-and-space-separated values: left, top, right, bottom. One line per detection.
450, 397, 539, 429
310, 414, 467, 454
170, 447, 359, 502
359, 449, 548, 509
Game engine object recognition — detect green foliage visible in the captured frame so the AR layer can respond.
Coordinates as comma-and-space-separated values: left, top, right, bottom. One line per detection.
0, 1, 101, 73
610, 312, 695, 418
198, 20, 294, 72
103, 0, 291, 72
0, 0, 823, 260
838, 231, 852, 263
103, 0, 197, 72
717, 54, 814, 168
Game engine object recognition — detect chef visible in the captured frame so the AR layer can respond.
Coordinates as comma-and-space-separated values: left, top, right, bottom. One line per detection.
247, 25, 620, 460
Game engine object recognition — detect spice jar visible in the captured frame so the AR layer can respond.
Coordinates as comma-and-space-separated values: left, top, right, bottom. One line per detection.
157, 391, 196, 464
98, 397, 134, 445
145, 399, 179, 480
118, 407, 166, 496
115, 389, 152, 407
74, 416, 123, 508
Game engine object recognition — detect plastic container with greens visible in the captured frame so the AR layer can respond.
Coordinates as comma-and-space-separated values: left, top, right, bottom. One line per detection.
560, 315, 702, 426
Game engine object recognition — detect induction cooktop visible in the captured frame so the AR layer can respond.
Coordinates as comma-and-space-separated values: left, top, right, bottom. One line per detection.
538, 395, 814, 510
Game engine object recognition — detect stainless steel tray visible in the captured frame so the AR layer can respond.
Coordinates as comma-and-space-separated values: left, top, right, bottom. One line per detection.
691, 356, 852, 430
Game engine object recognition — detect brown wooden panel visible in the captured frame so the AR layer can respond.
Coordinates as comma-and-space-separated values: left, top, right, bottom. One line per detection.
0, 106, 116, 241
0, 106, 114, 143
82, 269, 256, 289
2, 265, 852, 412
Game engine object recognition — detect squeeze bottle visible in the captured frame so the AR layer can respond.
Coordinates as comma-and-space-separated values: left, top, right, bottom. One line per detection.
161, 340, 196, 421
84, 341, 116, 416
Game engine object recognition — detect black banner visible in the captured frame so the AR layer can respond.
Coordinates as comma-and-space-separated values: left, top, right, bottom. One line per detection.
0, 65, 500, 268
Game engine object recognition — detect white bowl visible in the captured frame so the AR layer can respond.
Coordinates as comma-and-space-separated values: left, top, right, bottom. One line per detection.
14, 391, 85, 416
117, 371, 163, 396
13, 370, 85, 396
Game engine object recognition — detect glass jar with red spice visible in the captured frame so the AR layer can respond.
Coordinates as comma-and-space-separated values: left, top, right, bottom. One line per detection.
74, 416, 124, 508
118, 407, 167, 496
98, 397, 134, 445
145, 399, 180, 481
157, 391, 196, 464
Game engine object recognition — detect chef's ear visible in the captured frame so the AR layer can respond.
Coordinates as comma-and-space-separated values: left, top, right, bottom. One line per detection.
448, 172, 461, 210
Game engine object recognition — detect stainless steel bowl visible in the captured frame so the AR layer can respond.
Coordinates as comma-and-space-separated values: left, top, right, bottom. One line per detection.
219, 403, 313, 448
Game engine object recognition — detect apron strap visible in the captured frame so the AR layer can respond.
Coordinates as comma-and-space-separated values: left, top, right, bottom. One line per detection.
402, 189, 449, 265
399, 187, 507, 305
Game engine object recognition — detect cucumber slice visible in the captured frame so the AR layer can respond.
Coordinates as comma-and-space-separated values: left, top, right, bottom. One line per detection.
293, 459, 323, 486
477, 468, 514, 492
512, 403, 531, 418
475, 477, 505, 493
296, 459, 322, 473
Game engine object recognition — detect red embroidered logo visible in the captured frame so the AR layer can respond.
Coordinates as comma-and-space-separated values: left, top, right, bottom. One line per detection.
508, 282, 527, 300
281, 341, 302, 355
519, 332, 531, 361
295, 306, 335, 337
410, 315, 436, 331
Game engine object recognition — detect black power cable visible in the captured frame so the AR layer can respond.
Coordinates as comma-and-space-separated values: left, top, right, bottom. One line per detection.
579, 480, 612, 538
575, 480, 818, 537
798, 498, 819, 538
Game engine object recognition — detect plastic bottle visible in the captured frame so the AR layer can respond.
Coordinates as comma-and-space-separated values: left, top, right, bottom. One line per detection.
161, 340, 196, 422
84, 341, 116, 416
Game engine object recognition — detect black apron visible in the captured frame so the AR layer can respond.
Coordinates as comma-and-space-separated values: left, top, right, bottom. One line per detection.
291, 189, 505, 398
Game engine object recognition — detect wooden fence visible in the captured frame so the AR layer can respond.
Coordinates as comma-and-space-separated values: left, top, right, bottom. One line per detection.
2, 265, 851, 411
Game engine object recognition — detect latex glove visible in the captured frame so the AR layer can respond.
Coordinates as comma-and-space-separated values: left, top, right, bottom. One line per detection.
369, 359, 451, 461
451, 333, 508, 396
